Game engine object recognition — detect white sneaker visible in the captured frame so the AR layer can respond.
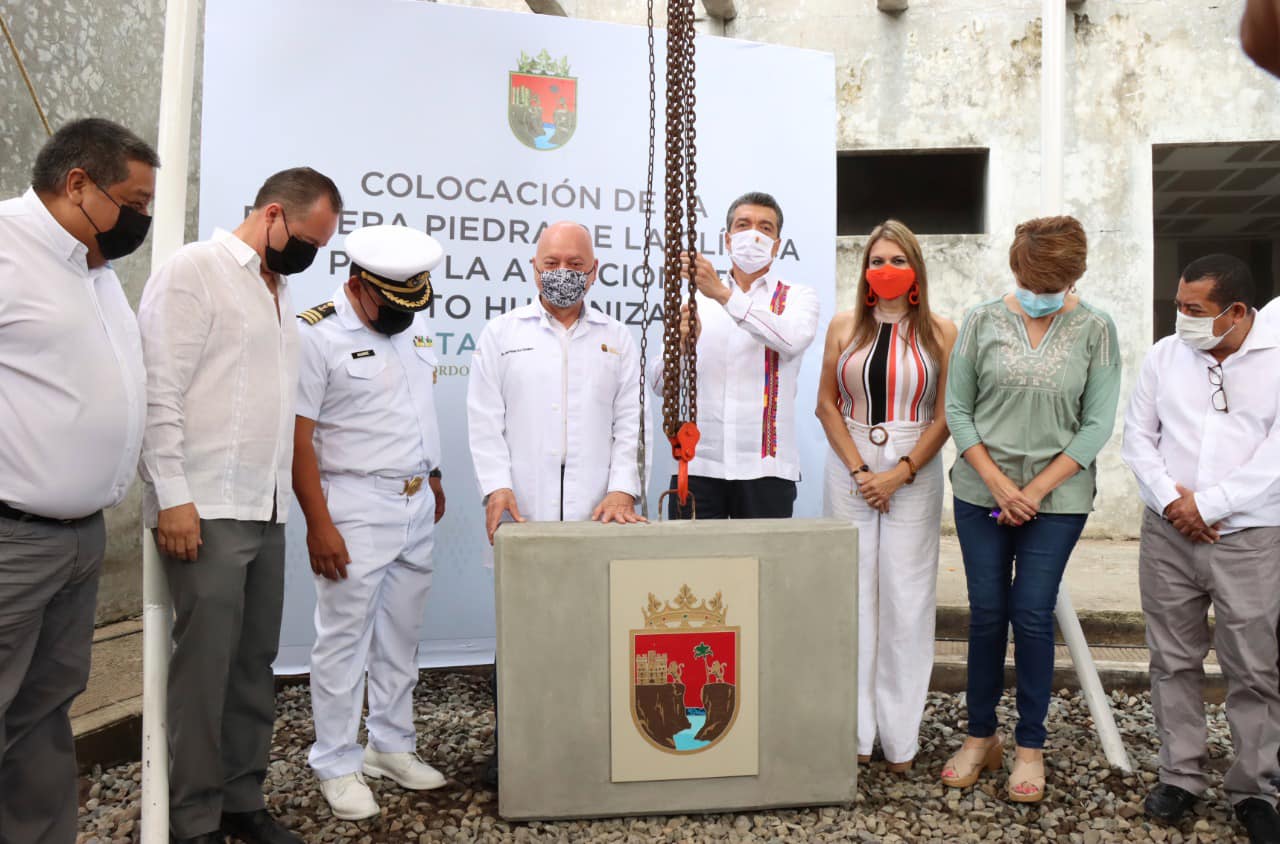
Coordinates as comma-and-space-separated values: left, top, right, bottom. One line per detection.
318, 772, 380, 821
362, 747, 447, 790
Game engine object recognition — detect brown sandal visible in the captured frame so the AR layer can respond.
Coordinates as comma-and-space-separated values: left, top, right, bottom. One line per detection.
1007, 749, 1045, 803
941, 735, 1003, 788
886, 758, 914, 774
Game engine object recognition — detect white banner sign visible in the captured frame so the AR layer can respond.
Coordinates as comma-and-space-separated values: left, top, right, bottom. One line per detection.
199, 0, 836, 672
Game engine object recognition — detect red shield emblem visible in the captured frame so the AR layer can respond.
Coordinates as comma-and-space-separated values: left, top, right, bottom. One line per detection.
508, 50, 577, 151
631, 586, 740, 753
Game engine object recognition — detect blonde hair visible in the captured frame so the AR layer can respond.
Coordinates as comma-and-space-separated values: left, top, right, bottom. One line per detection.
851, 219, 943, 363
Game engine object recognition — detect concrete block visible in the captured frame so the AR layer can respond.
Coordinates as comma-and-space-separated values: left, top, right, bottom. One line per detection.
494, 518, 858, 820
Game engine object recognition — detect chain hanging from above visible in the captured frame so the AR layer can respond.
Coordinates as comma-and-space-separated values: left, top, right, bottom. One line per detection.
653, 0, 702, 514
636, 0, 659, 517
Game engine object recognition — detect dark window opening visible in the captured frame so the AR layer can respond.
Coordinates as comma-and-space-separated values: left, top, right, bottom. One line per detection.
837, 149, 988, 237
1153, 141, 1280, 341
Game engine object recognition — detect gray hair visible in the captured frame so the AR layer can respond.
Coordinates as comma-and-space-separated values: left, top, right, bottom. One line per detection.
725, 191, 784, 234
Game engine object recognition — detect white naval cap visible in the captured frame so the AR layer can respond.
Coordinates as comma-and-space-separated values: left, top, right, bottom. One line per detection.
347, 224, 445, 311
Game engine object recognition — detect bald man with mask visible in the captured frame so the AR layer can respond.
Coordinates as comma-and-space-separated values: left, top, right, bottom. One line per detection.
466, 221, 645, 786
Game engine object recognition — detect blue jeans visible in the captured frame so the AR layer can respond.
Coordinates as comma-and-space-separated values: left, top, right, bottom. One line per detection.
954, 498, 1087, 749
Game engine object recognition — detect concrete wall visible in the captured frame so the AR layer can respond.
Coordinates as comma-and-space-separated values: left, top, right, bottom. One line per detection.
1, 0, 1275, 624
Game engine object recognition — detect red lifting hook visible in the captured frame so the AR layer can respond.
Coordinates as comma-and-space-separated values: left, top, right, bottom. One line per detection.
668, 421, 700, 507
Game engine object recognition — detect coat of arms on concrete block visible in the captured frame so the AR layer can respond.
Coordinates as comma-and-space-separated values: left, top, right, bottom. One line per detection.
609, 558, 759, 783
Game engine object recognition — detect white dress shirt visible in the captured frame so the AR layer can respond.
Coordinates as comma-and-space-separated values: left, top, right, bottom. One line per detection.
1259, 297, 1280, 341
466, 301, 641, 522
0, 189, 146, 519
1122, 319, 1280, 532
296, 288, 440, 477
650, 269, 819, 481
138, 228, 299, 527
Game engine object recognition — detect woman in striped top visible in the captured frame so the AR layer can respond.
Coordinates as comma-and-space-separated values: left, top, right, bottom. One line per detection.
816, 220, 958, 773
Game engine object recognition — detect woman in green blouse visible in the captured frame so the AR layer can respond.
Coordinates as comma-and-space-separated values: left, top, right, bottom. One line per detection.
939, 216, 1121, 803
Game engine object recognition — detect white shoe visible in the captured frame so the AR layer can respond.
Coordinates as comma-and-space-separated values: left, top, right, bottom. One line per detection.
319, 772, 380, 821
362, 747, 448, 790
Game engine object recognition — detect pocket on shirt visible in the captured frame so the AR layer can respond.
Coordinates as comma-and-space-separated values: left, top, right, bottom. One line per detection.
591, 355, 622, 404
345, 355, 387, 380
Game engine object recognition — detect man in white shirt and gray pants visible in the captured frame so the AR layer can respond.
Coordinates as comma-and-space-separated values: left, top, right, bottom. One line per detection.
139, 168, 341, 844
0, 118, 157, 844
1122, 254, 1280, 844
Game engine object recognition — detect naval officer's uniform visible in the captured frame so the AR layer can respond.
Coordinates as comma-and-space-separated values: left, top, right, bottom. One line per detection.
293, 225, 448, 820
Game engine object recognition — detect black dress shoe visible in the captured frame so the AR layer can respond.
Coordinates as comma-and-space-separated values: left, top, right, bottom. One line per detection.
220, 809, 304, 844
1236, 798, 1280, 844
1144, 783, 1198, 823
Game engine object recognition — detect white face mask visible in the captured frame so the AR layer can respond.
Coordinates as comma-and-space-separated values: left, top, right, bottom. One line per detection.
728, 229, 775, 274
1175, 306, 1235, 351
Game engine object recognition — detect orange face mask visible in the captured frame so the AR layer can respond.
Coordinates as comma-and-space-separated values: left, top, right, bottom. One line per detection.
865, 264, 917, 301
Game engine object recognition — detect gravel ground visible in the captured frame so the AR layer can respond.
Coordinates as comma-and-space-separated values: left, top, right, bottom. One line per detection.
78, 669, 1250, 843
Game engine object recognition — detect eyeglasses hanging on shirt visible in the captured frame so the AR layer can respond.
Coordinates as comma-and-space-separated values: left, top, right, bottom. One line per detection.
1207, 363, 1229, 413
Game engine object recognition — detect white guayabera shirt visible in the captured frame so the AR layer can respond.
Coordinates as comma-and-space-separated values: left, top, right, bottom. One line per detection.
650, 268, 820, 482
138, 228, 299, 527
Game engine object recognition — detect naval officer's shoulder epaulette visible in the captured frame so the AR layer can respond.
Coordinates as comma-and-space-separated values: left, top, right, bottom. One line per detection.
297, 301, 336, 325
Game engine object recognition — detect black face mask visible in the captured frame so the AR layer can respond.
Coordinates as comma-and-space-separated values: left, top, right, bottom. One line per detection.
263, 210, 318, 275
356, 283, 415, 336
81, 180, 152, 260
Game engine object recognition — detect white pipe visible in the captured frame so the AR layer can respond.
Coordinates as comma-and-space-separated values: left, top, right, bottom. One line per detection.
1040, 0, 1065, 212
1055, 588, 1133, 772
141, 0, 200, 839
1040, 0, 1130, 773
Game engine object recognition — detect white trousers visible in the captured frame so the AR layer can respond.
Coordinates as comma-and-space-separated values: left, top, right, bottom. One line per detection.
308, 473, 436, 781
824, 419, 943, 763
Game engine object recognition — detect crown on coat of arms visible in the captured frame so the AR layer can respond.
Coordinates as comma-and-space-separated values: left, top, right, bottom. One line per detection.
642, 584, 727, 628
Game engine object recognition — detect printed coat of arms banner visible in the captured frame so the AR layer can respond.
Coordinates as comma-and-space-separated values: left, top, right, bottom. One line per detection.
609, 557, 760, 783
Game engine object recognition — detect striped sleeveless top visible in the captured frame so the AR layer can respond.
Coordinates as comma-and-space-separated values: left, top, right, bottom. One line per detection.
837, 306, 938, 425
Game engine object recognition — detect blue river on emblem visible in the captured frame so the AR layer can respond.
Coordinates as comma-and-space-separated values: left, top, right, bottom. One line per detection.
534, 123, 557, 150
673, 708, 711, 752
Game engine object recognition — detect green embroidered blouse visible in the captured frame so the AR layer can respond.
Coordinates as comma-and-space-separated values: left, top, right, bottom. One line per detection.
945, 297, 1122, 514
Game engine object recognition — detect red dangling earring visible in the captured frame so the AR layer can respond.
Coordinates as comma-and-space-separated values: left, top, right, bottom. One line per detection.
908, 282, 920, 306
865, 289, 879, 307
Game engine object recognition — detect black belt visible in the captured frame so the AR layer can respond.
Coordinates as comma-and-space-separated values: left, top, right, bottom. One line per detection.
0, 501, 95, 526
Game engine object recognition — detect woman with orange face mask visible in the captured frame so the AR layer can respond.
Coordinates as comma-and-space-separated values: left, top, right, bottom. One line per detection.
815, 219, 958, 773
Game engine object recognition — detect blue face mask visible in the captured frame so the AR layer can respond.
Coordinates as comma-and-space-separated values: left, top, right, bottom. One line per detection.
1014, 286, 1067, 318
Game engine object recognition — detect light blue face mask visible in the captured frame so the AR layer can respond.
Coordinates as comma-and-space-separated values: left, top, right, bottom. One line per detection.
1014, 286, 1067, 318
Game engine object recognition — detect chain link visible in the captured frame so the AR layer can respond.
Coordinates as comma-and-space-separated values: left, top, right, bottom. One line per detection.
660, 0, 699, 440
636, 0, 658, 514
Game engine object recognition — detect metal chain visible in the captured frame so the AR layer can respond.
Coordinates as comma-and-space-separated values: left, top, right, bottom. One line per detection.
636, 0, 657, 514
660, 0, 699, 440
679, 0, 699, 426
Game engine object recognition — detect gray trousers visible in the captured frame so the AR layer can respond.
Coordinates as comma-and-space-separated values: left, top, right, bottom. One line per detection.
1139, 508, 1280, 805
164, 518, 285, 838
0, 511, 104, 844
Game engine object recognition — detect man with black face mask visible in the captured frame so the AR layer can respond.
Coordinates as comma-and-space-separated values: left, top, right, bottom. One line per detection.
138, 167, 341, 844
0, 117, 157, 844
291, 225, 449, 821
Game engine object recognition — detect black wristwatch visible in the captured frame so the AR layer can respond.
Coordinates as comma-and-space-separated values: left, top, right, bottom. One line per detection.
428, 468, 442, 479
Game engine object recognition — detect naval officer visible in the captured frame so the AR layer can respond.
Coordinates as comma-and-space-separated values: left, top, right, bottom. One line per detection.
293, 224, 449, 821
